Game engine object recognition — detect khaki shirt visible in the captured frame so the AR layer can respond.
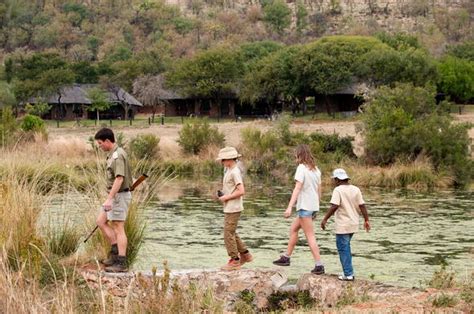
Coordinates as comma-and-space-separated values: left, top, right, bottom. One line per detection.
222, 165, 244, 213
106, 145, 133, 192
329, 184, 365, 234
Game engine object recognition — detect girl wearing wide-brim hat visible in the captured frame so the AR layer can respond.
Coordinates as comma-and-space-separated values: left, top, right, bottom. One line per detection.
216, 146, 253, 270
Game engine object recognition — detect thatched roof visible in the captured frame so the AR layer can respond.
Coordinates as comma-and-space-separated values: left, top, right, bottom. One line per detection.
28, 84, 143, 106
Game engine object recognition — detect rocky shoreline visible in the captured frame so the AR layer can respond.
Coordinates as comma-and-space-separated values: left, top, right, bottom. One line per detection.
80, 268, 470, 312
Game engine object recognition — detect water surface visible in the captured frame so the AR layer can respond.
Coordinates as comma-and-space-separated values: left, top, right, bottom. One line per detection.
134, 180, 473, 287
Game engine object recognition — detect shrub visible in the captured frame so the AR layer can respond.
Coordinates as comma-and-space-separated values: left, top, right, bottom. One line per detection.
309, 133, 355, 158
178, 119, 225, 155
20, 114, 46, 132
362, 84, 472, 185
432, 293, 458, 307
427, 265, 456, 289
129, 133, 160, 160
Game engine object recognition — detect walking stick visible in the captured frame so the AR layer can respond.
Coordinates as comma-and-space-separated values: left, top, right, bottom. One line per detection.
83, 174, 148, 243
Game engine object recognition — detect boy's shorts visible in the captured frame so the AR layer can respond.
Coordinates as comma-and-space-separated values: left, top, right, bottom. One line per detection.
297, 209, 317, 218
107, 191, 132, 221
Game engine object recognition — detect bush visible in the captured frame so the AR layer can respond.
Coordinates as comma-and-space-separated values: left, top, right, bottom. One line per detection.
20, 114, 46, 132
129, 133, 160, 160
178, 119, 225, 155
362, 84, 472, 185
309, 133, 355, 158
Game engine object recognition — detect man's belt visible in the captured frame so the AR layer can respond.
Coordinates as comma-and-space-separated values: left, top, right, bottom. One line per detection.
119, 188, 130, 192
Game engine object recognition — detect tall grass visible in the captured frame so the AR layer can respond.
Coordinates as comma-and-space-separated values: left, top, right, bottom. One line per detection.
84, 156, 175, 266
340, 157, 454, 189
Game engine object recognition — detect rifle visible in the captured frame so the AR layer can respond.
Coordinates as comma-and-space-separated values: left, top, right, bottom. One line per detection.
83, 174, 148, 243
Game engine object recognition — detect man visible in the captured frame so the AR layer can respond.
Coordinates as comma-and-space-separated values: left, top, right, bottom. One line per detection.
94, 128, 132, 272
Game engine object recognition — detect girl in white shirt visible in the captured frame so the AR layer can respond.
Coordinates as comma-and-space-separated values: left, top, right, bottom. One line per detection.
273, 144, 325, 274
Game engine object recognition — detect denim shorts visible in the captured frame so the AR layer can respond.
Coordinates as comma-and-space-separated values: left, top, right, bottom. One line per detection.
297, 209, 315, 218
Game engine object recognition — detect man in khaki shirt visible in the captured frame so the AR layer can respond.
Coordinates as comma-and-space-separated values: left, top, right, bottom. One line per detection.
216, 147, 253, 271
94, 128, 132, 273
321, 168, 370, 281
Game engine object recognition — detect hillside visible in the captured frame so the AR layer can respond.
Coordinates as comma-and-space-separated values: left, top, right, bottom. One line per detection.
0, 0, 472, 61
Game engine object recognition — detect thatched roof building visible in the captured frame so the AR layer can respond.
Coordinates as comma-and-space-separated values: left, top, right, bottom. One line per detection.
28, 84, 142, 120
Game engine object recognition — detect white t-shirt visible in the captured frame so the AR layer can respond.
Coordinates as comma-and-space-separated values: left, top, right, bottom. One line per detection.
294, 164, 321, 212
329, 184, 365, 234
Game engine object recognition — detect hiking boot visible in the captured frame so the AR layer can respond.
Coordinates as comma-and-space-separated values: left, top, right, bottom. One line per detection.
101, 254, 117, 267
239, 252, 254, 266
311, 264, 325, 275
338, 274, 354, 281
101, 245, 118, 266
105, 256, 128, 273
221, 258, 241, 271
273, 255, 290, 266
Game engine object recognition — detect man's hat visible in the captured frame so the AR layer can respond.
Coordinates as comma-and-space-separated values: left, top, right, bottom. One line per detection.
216, 147, 242, 161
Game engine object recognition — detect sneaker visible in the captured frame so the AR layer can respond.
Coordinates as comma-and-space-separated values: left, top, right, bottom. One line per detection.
338, 274, 354, 281
105, 256, 128, 273
311, 264, 325, 275
273, 255, 290, 266
239, 252, 254, 266
221, 258, 241, 271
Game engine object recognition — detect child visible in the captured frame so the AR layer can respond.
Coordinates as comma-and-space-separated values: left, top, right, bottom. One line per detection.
273, 144, 325, 274
216, 146, 253, 271
321, 168, 370, 281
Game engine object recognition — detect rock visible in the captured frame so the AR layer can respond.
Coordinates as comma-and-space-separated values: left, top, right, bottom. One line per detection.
296, 273, 422, 308
80, 268, 287, 309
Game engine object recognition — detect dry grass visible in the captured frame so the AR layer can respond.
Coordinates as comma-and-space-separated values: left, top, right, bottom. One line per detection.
331, 158, 454, 189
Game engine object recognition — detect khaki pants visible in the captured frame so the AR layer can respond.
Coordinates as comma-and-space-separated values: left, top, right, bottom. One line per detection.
224, 212, 247, 259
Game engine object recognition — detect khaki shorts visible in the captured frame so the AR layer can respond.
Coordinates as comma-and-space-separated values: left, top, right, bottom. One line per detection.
107, 191, 132, 221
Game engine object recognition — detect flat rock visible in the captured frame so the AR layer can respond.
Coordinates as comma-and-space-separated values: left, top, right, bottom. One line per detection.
296, 273, 422, 308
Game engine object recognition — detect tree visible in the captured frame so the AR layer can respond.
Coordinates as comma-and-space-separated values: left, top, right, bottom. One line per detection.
262, 0, 291, 35
87, 87, 111, 122
446, 41, 474, 61
359, 47, 438, 87
295, 36, 385, 114
103, 59, 144, 120
37, 68, 75, 120
438, 56, 474, 103
241, 46, 307, 113
167, 46, 243, 99
133, 75, 169, 122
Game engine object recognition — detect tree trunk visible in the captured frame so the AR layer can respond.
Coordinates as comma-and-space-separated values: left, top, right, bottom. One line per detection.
324, 94, 333, 117
96, 109, 100, 123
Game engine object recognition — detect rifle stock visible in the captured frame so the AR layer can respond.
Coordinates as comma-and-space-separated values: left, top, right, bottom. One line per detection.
83, 174, 148, 243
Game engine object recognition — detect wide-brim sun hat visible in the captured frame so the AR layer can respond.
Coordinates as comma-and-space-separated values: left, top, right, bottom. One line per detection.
332, 168, 350, 180
216, 146, 242, 161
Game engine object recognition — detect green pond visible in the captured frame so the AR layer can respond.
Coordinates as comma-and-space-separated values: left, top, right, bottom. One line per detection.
132, 180, 473, 287
48, 179, 473, 287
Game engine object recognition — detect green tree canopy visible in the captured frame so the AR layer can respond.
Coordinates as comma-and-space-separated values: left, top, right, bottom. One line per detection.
167, 46, 243, 98
359, 47, 438, 86
437, 56, 474, 103
296, 36, 385, 95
